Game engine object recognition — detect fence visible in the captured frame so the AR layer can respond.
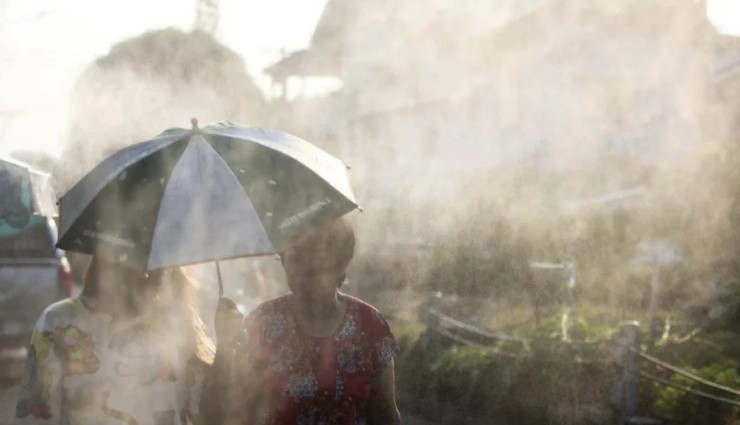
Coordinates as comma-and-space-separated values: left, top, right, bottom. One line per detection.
421, 289, 527, 350
617, 322, 740, 423
420, 293, 740, 425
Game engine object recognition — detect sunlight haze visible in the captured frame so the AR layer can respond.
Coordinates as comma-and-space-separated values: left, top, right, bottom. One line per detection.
0, 0, 736, 157
0, 0, 327, 156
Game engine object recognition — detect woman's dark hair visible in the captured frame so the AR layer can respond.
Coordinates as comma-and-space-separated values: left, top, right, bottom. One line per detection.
80, 257, 102, 299
80, 257, 144, 311
284, 218, 356, 282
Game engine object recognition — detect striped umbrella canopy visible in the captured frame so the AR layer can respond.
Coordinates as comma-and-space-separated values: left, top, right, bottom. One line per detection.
57, 120, 358, 292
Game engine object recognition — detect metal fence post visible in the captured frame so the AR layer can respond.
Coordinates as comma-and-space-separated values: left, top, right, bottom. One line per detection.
420, 291, 443, 352
611, 321, 641, 424
423, 291, 442, 327
647, 263, 661, 347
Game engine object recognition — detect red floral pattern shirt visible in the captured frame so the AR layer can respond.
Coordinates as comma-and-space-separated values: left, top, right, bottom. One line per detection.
239, 294, 398, 425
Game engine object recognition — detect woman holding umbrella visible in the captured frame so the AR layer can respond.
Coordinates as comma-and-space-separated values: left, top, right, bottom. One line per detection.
232, 218, 402, 425
44, 121, 368, 423
14, 258, 237, 424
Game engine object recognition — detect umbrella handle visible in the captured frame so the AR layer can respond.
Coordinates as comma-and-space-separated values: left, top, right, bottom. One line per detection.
215, 261, 224, 298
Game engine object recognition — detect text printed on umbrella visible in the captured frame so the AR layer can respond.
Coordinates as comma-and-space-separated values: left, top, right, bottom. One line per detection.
278, 197, 333, 230
83, 229, 137, 249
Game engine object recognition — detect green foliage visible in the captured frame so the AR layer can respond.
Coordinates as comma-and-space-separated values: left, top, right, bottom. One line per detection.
393, 322, 425, 354
396, 310, 740, 424
516, 308, 612, 346
393, 319, 612, 424
431, 346, 526, 405
653, 363, 740, 424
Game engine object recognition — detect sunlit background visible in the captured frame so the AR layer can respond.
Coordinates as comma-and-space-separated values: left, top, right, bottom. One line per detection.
0, 0, 738, 156
0, 0, 331, 156
3, 1, 740, 424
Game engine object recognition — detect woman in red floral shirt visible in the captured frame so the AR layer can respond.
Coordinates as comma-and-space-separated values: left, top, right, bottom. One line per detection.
232, 218, 401, 425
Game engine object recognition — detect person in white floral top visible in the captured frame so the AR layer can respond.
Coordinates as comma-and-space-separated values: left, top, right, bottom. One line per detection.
14, 257, 234, 424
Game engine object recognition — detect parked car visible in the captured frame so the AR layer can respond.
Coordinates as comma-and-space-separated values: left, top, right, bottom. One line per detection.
0, 157, 72, 380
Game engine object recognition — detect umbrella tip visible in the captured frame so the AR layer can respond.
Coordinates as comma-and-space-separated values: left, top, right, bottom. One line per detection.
191, 118, 200, 132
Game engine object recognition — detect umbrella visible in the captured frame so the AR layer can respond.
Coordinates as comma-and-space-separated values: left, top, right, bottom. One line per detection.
0, 156, 57, 238
57, 120, 358, 294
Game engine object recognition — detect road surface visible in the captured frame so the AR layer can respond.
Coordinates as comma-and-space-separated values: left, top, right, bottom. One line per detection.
0, 379, 438, 425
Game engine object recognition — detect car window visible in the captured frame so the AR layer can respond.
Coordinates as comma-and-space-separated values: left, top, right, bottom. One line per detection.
0, 218, 58, 258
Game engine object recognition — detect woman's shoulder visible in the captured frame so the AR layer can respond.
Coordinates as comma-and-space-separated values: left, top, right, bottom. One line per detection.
344, 295, 399, 368
245, 293, 291, 319
36, 297, 88, 330
345, 294, 379, 314
345, 295, 391, 329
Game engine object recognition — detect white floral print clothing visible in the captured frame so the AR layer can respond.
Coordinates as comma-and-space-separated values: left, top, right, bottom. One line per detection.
14, 297, 206, 425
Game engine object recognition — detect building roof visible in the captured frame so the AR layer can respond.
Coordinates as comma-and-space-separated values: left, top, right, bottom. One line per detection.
711, 31, 740, 82
264, 49, 339, 80
266, 0, 554, 80
265, 0, 355, 80
310, 0, 356, 47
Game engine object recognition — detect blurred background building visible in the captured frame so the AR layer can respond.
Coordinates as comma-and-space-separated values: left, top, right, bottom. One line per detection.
267, 0, 740, 250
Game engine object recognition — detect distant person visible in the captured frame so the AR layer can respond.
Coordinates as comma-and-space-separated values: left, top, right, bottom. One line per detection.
231, 218, 402, 425
14, 257, 236, 424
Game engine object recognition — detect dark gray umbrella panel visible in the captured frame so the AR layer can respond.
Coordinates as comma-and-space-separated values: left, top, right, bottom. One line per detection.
57, 122, 358, 272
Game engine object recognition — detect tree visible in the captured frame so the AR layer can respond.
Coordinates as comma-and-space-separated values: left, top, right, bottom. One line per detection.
60, 28, 266, 190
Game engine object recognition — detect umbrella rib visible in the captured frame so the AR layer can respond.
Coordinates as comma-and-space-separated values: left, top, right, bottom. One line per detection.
147, 135, 272, 269
59, 132, 189, 237
203, 126, 357, 204
201, 133, 283, 252
144, 137, 198, 270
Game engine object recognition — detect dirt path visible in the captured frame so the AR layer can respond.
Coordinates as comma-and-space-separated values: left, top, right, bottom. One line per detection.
1, 379, 441, 425
1, 382, 16, 425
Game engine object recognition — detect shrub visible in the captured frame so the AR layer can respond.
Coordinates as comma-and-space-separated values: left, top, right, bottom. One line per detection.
653, 363, 740, 424
393, 317, 612, 424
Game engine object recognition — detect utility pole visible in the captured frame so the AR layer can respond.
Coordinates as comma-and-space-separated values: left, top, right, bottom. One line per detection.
194, 0, 220, 34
